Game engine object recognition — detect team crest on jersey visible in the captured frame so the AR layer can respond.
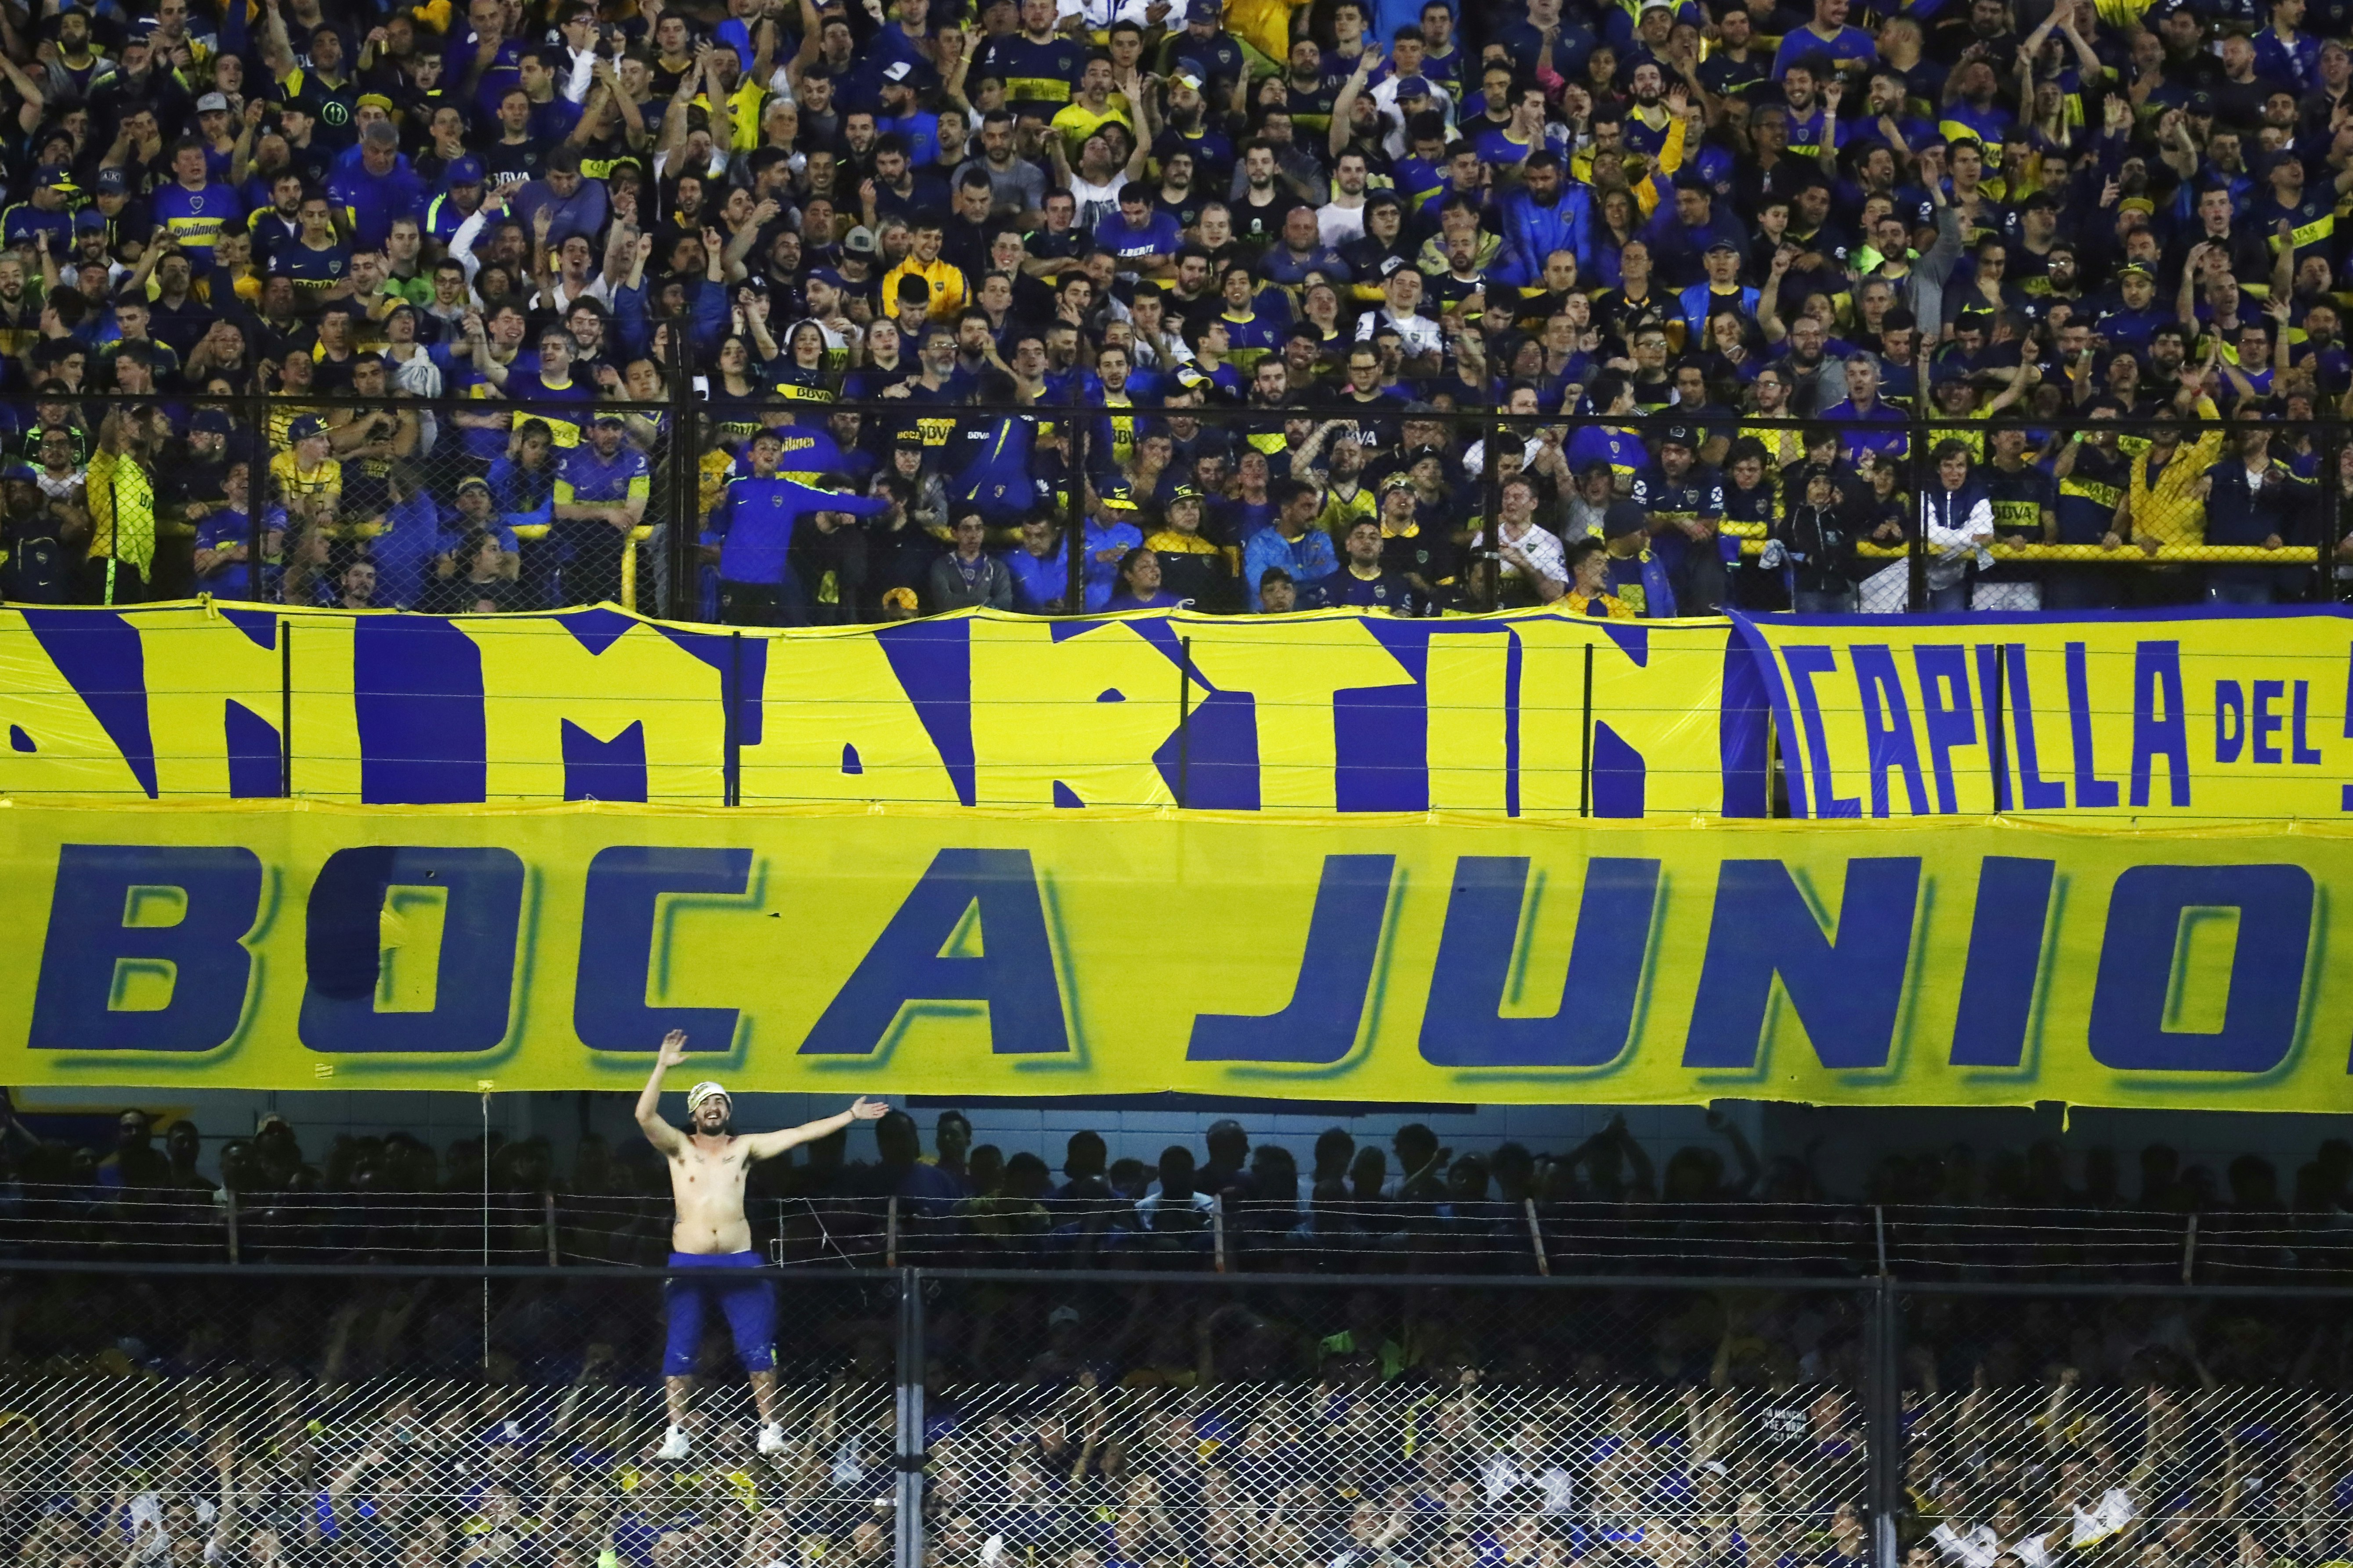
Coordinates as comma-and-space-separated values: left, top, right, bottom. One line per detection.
189, 195, 204, 212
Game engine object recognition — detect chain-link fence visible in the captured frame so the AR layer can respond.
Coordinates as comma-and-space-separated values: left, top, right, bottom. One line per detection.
10, 1261, 2353, 1568
11, 390, 680, 614
11, 392, 2342, 622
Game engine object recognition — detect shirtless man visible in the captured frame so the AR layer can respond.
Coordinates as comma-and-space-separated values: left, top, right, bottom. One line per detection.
636, 1029, 887, 1460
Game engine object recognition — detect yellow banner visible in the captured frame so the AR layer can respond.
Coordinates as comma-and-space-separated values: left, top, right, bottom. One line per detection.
1732, 611, 2353, 821
0, 604, 1746, 818
6, 799, 2343, 1108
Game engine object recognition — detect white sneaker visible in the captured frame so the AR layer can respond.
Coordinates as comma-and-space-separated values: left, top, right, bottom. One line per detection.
655, 1427, 691, 1460
757, 1423, 786, 1456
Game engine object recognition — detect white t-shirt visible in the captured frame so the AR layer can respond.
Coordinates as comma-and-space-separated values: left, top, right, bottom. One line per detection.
1318, 195, 1367, 247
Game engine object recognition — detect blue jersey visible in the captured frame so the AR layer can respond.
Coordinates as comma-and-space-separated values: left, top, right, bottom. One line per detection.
557, 442, 650, 505
1093, 210, 1184, 268
706, 477, 887, 585
193, 504, 285, 599
511, 376, 596, 447
1003, 542, 1068, 612
151, 180, 245, 267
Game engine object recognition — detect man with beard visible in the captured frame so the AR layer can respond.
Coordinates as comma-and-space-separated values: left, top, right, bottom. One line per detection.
957, 108, 1050, 223
1231, 138, 1293, 252
637, 1034, 887, 1459
84, 406, 164, 606
1496, 151, 1588, 287
1154, 71, 1237, 192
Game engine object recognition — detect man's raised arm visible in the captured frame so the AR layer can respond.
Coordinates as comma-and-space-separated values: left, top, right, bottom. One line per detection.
635, 1030, 690, 1156
740, 1098, 888, 1161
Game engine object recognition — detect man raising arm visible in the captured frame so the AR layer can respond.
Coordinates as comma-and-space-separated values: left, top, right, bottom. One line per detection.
636, 1029, 887, 1460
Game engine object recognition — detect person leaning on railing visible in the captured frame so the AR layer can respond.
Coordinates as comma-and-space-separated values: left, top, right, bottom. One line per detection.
2110, 364, 2227, 609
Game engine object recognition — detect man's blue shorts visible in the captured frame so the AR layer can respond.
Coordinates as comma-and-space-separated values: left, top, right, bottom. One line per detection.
662, 1250, 776, 1377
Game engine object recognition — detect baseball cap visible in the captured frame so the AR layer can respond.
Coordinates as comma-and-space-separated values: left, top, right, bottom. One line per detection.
1173, 69, 1203, 90
882, 60, 912, 82
192, 409, 234, 435
94, 168, 127, 196
447, 155, 485, 184
686, 1080, 730, 1112
808, 266, 848, 289
843, 225, 879, 256
1395, 74, 1431, 97
1661, 423, 1696, 448
1705, 235, 1740, 253
1167, 484, 1203, 504
1186, 0, 1220, 21
457, 476, 492, 495
34, 166, 72, 191
75, 208, 106, 231
1604, 500, 1649, 537
2118, 261, 2154, 279
196, 90, 230, 112
0, 462, 33, 483
288, 414, 327, 441
592, 409, 626, 426
2187, 89, 2215, 114
1640, 0, 1675, 14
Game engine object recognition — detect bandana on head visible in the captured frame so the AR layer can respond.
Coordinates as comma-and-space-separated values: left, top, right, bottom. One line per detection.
687, 1081, 730, 1113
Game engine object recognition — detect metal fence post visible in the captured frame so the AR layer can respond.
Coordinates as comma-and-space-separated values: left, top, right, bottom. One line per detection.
1064, 392, 1088, 614
1908, 406, 1930, 614
894, 1268, 927, 1568
2319, 423, 2343, 604
667, 329, 698, 622
1480, 410, 1503, 611
243, 381, 269, 612
1868, 1278, 1902, 1567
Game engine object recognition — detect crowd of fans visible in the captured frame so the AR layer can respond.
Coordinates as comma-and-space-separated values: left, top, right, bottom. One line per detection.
11, 1104, 2353, 1279
1, 0, 2350, 619
3, 1119, 2351, 1568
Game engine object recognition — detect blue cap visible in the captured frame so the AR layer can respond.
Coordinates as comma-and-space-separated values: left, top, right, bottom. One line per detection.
1185, 0, 1219, 20
94, 168, 127, 195
0, 462, 34, 482
808, 266, 848, 290
446, 155, 485, 185
1395, 74, 1431, 97
35, 166, 73, 190
75, 208, 106, 231
192, 410, 234, 435
288, 414, 327, 441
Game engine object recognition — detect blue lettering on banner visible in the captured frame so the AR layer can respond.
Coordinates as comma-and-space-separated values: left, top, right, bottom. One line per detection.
29, 845, 261, 1051
2216, 680, 2246, 763
2130, 642, 2188, 807
1947, 856, 2056, 1068
1915, 645, 1974, 816
1784, 647, 1859, 818
574, 847, 753, 1051
800, 848, 1070, 1056
2253, 679, 2286, 765
2088, 864, 2312, 1073
2065, 643, 2120, 809
1419, 856, 1660, 1067
2005, 646, 2066, 809
1683, 858, 1922, 1070
1974, 644, 2013, 812
2293, 680, 2324, 765
1852, 645, 1927, 819
298, 846, 525, 1052
1189, 854, 1396, 1063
